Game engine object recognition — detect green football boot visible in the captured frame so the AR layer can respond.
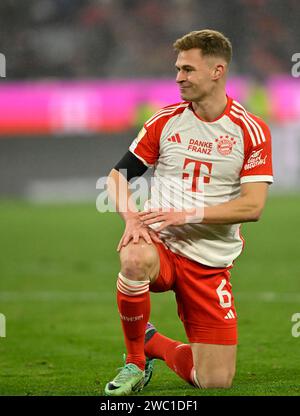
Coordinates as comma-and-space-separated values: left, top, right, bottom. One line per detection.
104, 363, 145, 396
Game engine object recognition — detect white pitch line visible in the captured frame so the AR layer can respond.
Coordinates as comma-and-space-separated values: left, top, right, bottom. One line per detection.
236, 292, 300, 303
0, 291, 300, 303
0, 291, 108, 302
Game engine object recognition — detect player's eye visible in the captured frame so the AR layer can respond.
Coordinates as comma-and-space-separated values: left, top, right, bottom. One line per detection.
175, 67, 193, 73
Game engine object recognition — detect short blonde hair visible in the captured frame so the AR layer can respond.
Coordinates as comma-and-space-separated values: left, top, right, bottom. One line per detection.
173, 29, 232, 64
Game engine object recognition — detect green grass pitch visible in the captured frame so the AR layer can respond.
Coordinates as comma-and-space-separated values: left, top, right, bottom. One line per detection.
1, 195, 300, 396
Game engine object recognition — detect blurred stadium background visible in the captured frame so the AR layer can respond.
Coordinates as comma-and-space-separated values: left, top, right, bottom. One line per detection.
1, 0, 300, 396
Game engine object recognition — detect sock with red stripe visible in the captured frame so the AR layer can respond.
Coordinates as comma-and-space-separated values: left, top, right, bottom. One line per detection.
145, 331, 199, 386
117, 273, 150, 371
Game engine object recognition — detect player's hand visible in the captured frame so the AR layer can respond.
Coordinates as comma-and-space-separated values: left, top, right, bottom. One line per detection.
117, 215, 162, 251
139, 208, 203, 232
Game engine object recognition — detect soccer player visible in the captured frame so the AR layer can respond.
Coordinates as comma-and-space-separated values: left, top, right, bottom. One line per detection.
104, 29, 273, 396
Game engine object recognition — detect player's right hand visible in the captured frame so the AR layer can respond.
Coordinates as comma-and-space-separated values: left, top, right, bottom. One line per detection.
117, 215, 162, 252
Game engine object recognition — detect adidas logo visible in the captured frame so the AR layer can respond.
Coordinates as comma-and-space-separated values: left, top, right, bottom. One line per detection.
167, 133, 182, 143
224, 309, 235, 320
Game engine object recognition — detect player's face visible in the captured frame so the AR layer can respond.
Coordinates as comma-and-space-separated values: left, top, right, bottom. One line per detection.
175, 48, 219, 101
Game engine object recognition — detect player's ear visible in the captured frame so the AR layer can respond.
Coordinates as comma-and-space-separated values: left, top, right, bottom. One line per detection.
211, 63, 225, 80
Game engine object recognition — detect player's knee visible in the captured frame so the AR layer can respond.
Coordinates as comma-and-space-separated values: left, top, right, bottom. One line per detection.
196, 369, 235, 389
120, 242, 158, 281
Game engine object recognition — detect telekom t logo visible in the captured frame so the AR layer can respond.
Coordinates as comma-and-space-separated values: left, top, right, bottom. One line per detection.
182, 158, 212, 192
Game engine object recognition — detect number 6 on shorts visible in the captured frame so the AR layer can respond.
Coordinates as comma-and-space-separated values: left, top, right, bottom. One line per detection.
216, 278, 232, 308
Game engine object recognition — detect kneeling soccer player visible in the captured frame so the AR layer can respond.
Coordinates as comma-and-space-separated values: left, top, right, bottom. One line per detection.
104, 29, 273, 396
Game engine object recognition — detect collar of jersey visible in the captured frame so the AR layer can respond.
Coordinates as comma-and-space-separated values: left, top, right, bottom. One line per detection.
188, 95, 232, 123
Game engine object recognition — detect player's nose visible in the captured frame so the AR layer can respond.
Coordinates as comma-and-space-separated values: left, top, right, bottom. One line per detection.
176, 70, 186, 83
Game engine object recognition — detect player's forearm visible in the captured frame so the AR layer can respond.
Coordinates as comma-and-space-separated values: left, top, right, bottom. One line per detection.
201, 195, 264, 224
107, 169, 138, 222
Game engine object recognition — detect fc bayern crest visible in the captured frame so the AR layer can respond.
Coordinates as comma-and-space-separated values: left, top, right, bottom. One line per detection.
215, 136, 236, 156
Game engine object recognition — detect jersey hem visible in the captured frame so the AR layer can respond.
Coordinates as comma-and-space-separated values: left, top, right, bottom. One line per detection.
164, 243, 235, 269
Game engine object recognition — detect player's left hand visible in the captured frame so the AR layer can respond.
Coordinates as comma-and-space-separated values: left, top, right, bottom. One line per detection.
139, 208, 202, 232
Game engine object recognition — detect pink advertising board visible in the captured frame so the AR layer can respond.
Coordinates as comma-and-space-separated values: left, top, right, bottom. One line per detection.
0, 77, 298, 136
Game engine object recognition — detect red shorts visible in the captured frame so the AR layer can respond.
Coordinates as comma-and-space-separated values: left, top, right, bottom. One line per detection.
150, 242, 237, 345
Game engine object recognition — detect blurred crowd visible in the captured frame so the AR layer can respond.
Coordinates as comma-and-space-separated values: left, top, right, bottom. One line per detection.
0, 0, 299, 80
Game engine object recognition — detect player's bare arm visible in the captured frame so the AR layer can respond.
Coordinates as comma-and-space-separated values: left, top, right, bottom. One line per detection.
139, 182, 269, 231
107, 168, 162, 251
201, 182, 269, 224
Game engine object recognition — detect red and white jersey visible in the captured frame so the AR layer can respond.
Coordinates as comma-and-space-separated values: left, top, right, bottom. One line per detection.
129, 96, 273, 267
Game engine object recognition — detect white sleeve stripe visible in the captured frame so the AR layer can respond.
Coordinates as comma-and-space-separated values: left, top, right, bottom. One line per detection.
232, 103, 266, 144
240, 175, 273, 183
146, 109, 179, 127
132, 127, 147, 148
145, 107, 178, 125
231, 105, 262, 145
232, 101, 266, 143
145, 103, 189, 127
230, 110, 257, 146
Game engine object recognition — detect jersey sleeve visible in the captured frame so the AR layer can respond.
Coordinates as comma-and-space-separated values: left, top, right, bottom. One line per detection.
240, 115, 273, 184
129, 122, 160, 167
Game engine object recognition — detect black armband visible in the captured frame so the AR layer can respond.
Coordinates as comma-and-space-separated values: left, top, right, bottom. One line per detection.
114, 150, 148, 181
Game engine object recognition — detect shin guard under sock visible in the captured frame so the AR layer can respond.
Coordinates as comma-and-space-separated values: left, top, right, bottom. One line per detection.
117, 273, 150, 370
